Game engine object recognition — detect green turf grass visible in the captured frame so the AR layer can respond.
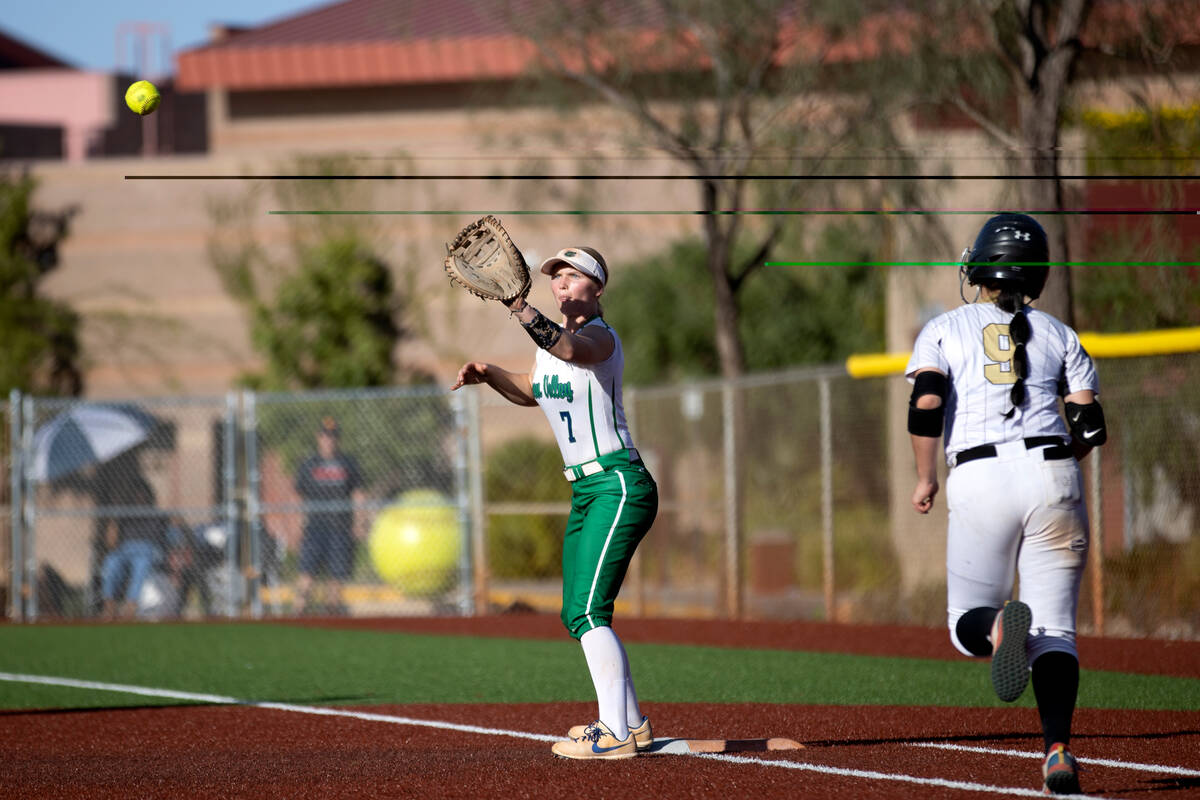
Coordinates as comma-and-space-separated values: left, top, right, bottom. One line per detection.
0, 623, 1194, 712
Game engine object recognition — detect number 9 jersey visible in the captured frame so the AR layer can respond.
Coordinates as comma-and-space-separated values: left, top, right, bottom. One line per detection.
906, 303, 1099, 461
531, 316, 635, 466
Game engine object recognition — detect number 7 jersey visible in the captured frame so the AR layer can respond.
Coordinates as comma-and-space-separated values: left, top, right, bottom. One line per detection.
905, 303, 1099, 460
531, 316, 635, 466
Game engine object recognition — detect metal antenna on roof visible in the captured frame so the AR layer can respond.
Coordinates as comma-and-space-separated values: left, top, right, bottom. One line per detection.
116, 21, 171, 158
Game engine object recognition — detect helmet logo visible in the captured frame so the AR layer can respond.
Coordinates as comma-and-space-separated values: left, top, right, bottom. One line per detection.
1014, 231, 1031, 241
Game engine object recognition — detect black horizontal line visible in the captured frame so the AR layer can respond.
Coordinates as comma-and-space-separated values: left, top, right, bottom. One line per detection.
267, 209, 1200, 216
124, 174, 1200, 181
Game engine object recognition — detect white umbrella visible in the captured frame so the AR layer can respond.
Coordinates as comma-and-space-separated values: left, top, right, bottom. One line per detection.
31, 403, 162, 482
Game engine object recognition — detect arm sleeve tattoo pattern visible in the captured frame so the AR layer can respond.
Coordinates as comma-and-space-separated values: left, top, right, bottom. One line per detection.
520, 309, 564, 350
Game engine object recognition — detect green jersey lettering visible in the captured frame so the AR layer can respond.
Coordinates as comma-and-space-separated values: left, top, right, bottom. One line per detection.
542, 375, 574, 402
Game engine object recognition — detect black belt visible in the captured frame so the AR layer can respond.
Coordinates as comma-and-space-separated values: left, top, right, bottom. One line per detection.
955, 436, 1072, 466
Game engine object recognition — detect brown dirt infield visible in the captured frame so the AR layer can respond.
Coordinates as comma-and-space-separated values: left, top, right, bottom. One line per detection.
4, 616, 1198, 799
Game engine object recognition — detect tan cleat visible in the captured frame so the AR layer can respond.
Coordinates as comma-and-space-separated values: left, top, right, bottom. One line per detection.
567, 715, 652, 751
552, 720, 638, 760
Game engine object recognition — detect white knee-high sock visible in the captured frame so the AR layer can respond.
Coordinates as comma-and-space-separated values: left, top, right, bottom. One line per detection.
579, 626, 630, 740
617, 635, 643, 727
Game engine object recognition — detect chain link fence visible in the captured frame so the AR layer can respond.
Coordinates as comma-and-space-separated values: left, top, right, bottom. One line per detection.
9, 394, 232, 620
245, 388, 471, 618
4, 348, 1198, 638
6, 388, 472, 622
477, 351, 1200, 639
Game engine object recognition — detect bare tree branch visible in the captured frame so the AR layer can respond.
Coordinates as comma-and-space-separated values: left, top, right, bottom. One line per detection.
951, 96, 1023, 149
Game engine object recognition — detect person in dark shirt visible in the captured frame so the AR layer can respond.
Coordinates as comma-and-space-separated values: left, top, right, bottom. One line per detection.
98, 476, 169, 619
293, 416, 365, 614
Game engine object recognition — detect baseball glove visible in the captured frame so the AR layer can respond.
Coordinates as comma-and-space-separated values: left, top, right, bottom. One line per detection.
443, 215, 531, 303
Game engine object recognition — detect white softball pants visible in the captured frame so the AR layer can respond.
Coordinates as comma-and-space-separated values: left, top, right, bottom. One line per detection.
945, 440, 1089, 662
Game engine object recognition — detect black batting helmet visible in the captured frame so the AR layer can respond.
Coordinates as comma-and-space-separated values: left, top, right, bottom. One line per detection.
962, 213, 1050, 300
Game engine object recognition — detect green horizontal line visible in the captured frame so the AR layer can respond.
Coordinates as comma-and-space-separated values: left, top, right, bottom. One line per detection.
766, 261, 1200, 267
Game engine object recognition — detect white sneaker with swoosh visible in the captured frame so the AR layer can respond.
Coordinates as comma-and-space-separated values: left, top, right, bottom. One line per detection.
567, 716, 652, 750
552, 720, 638, 760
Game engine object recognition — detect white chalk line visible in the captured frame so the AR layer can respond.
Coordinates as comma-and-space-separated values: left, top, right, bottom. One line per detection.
690, 752, 1087, 798
911, 741, 1200, 778
3, 672, 1182, 798
0, 672, 559, 743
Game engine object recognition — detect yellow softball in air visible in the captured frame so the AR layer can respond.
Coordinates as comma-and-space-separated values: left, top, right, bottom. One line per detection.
125, 80, 161, 116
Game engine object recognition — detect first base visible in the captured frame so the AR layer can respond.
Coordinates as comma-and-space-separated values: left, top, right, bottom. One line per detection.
644, 737, 804, 755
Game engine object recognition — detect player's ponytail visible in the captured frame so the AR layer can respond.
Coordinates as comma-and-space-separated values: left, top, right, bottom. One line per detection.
995, 286, 1029, 418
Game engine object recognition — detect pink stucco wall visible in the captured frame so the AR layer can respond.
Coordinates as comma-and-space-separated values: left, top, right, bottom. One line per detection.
0, 69, 116, 160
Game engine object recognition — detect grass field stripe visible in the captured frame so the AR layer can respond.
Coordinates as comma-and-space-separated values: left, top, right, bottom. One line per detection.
910, 742, 1200, 777
0, 672, 560, 743
690, 752, 1100, 799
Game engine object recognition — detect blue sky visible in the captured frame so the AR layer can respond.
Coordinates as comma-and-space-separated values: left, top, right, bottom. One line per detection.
1, 0, 327, 74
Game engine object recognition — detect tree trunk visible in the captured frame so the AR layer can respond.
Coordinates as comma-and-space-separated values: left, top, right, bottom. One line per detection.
702, 183, 747, 380
1018, 95, 1074, 326
702, 185, 747, 617
1011, 0, 1090, 327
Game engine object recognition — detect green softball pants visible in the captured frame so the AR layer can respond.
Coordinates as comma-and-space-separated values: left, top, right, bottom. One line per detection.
560, 462, 658, 639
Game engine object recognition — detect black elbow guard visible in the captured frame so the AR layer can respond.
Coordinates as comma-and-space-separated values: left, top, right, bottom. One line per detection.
1065, 400, 1107, 447
908, 406, 944, 437
907, 372, 948, 437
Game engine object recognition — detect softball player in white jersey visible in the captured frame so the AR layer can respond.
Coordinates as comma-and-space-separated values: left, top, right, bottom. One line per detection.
452, 246, 658, 761
906, 214, 1107, 795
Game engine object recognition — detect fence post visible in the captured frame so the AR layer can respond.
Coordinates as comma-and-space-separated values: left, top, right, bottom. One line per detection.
1088, 446, 1104, 636
450, 390, 472, 616
20, 395, 37, 621
227, 391, 256, 619
819, 377, 834, 621
466, 388, 487, 616
8, 389, 22, 622
238, 391, 258, 619
624, 386, 644, 617
722, 380, 741, 619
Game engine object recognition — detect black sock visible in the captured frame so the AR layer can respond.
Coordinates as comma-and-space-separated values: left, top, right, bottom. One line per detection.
1032, 651, 1079, 752
956, 607, 999, 656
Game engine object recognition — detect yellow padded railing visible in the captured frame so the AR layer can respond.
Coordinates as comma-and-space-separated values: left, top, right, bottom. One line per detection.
845, 326, 1200, 378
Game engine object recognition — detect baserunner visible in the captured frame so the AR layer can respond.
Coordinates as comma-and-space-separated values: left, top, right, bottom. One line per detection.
906, 213, 1107, 795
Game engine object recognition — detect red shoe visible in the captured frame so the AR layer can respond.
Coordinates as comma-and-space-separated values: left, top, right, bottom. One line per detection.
1042, 742, 1082, 794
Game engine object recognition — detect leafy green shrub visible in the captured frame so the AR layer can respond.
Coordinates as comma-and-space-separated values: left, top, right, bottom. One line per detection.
485, 436, 571, 579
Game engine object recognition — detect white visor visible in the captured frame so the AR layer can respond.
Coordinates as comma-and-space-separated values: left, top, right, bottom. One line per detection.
539, 248, 607, 287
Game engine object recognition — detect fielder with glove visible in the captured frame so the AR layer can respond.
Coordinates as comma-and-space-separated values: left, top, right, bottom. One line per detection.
906, 213, 1106, 795
448, 218, 658, 760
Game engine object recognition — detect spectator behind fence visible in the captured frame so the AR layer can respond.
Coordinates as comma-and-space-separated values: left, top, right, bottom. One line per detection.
160, 517, 219, 618
99, 476, 170, 619
89, 449, 147, 614
293, 416, 365, 615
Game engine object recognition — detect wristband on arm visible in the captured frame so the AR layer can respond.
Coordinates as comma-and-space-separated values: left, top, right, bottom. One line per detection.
521, 309, 564, 350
